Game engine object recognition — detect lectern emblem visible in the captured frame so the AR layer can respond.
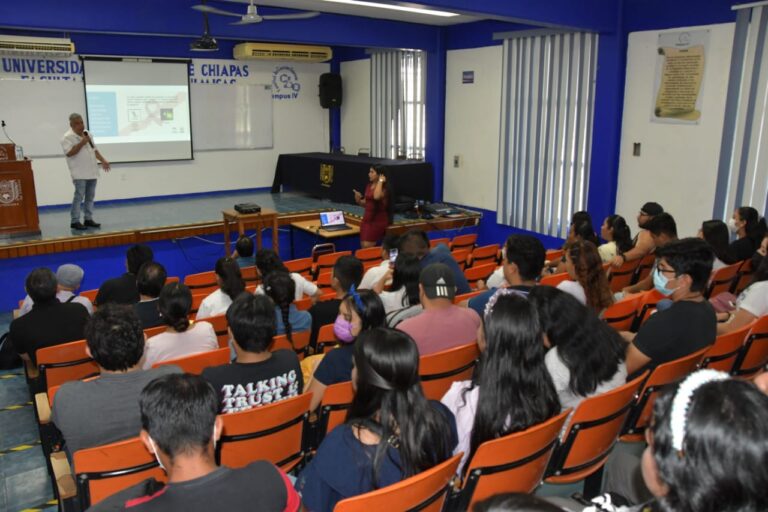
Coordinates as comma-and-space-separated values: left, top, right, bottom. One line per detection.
0, 179, 21, 205
0, 147, 8, 161
320, 164, 334, 187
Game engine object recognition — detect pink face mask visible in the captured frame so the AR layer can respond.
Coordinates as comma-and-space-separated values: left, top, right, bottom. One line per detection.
333, 315, 356, 343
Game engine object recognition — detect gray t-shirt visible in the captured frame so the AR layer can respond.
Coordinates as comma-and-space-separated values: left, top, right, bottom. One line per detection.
52, 365, 181, 457
545, 347, 627, 412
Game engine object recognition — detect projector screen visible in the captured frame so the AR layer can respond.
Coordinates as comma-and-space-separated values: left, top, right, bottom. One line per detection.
82, 58, 193, 163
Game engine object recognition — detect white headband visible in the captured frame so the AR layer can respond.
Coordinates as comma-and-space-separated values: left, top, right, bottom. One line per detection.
669, 369, 729, 452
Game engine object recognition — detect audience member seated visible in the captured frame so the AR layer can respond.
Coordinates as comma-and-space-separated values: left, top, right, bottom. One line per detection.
544, 211, 596, 273
621, 212, 678, 296
133, 261, 167, 329
52, 304, 180, 457
142, 283, 218, 369
99, 373, 301, 511
262, 271, 311, 340
296, 328, 457, 512
529, 286, 627, 412
233, 235, 254, 268
358, 233, 399, 290
202, 294, 302, 414
611, 202, 664, 267
557, 240, 613, 312
598, 214, 633, 263
398, 230, 471, 294
621, 238, 716, 378
373, 253, 421, 314
95, 244, 153, 306
598, 371, 768, 512
306, 289, 385, 412
18, 264, 92, 317
254, 248, 320, 303
397, 263, 480, 355
441, 291, 559, 474
728, 205, 767, 261
467, 234, 545, 317
308, 255, 363, 348
698, 219, 736, 270
196, 256, 246, 320
10, 268, 90, 366
717, 237, 768, 334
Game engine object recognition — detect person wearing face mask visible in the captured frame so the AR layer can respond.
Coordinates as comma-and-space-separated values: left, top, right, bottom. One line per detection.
306, 289, 385, 412
728, 206, 768, 261
717, 234, 768, 335
619, 238, 716, 379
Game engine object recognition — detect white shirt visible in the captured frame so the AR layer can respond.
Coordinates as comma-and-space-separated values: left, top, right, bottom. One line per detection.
486, 266, 507, 289
255, 272, 318, 301
196, 289, 233, 320
61, 128, 100, 180
379, 287, 409, 314
142, 321, 218, 369
737, 280, 768, 318
598, 241, 617, 263
557, 280, 587, 305
441, 380, 479, 475
545, 347, 628, 412
359, 261, 390, 290
19, 290, 93, 317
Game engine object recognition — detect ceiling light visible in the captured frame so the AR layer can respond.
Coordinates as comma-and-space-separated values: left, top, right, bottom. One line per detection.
320, 0, 459, 17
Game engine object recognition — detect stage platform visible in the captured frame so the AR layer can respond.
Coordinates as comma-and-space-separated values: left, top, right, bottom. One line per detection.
0, 190, 481, 259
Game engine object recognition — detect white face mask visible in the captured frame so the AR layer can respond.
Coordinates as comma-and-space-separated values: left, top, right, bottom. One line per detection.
727, 217, 740, 233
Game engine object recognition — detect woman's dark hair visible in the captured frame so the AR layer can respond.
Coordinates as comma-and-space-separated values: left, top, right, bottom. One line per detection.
571, 211, 592, 228
572, 220, 599, 246
462, 293, 559, 469
389, 253, 421, 307
159, 282, 192, 333
737, 206, 768, 244
529, 286, 625, 397
750, 236, 768, 285
701, 220, 736, 264
263, 271, 295, 346
342, 289, 386, 336
566, 240, 613, 311
254, 248, 289, 280
372, 165, 395, 224
235, 236, 254, 258
605, 215, 633, 254
347, 328, 453, 486
650, 377, 768, 512
214, 257, 245, 301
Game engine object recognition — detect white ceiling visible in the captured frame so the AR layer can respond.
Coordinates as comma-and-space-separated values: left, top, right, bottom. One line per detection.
213, 0, 482, 26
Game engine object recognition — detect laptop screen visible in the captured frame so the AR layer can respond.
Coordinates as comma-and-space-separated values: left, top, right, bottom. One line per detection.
320, 211, 345, 226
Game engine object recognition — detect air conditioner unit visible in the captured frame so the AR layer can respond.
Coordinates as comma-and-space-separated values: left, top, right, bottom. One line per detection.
233, 42, 332, 62
0, 35, 75, 56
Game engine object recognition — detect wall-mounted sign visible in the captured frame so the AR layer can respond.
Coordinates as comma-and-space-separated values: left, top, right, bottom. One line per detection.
652, 29, 709, 124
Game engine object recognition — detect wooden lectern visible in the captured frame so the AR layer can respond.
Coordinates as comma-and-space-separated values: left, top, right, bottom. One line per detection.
0, 143, 40, 238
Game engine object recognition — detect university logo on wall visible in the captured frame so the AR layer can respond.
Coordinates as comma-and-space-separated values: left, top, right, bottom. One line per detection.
0, 179, 22, 206
320, 164, 334, 187
272, 66, 300, 100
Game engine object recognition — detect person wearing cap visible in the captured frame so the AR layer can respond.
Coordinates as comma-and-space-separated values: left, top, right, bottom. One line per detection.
396, 263, 481, 355
611, 201, 664, 267
18, 263, 93, 317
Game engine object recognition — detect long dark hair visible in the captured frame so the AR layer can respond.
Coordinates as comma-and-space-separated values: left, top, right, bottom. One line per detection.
567, 240, 613, 312
263, 271, 295, 346
215, 257, 245, 301
159, 282, 192, 333
651, 377, 768, 512
372, 165, 395, 224
738, 206, 768, 245
572, 221, 599, 246
701, 220, 736, 264
254, 248, 289, 280
604, 215, 633, 254
389, 254, 421, 307
462, 293, 559, 468
529, 286, 625, 397
347, 328, 453, 486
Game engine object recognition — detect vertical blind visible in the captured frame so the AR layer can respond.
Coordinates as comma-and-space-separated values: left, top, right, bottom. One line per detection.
714, 3, 768, 220
496, 32, 599, 238
370, 50, 426, 160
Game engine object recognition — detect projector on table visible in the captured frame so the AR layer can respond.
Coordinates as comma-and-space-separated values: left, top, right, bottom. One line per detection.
234, 203, 262, 214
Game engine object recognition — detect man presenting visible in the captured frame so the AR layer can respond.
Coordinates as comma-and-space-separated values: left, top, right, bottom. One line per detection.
61, 113, 110, 230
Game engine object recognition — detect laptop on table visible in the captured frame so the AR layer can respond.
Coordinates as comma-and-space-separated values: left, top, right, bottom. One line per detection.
320, 211, 351, 232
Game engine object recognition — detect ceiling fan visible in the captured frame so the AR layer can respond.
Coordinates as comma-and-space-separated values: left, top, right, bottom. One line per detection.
191, 0, 321, 25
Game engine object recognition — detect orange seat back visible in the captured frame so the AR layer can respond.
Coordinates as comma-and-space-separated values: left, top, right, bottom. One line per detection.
334, 453, 462, 512
73, 437, 166, 508
705, 262, 742, 299
461, 410, 571, 508
464, 263, 497, 289
602, 295, 642, 331
539, 272, 572, 287
317, 381, 354, 443
165, 276, 179, 285
429, 237, 450, 249
451, 249, 471, 270
152, 347, 230, 375
314, 251, 352, 278
469, 244, 499, 267
631, 289, 666, 330
200, 315, 229, 348
285, 257, 313, 279
216, 393, 311, 472
271, 330, 311, 358
240, 266, 259, 283
316, 323, 339, 354
733, 315, 768, 378
190, 292, 208, 318
450, 234, 478, 252
295, 297, 313, 311
80, 288, 99, 303
634, 253, 656, 282
454, 290, 484, 305
545, 249, 564, 262
419, 343, 480, 400
733, 258, 754, 294
143, 325, 166, 339
355, 246, 382, 263
621, 347, 709, 441
183, 271, 218, 294
315, 271, 333, 291
700, 323, 754, 372
607, 259, 641, 293
36, 339, 99, 392
546, 373, 648, 483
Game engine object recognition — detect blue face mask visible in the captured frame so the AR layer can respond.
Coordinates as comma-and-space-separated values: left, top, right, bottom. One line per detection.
653, 267, 678, 297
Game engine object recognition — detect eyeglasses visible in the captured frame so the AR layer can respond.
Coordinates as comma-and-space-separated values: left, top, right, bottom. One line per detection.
657, 266, 676, 275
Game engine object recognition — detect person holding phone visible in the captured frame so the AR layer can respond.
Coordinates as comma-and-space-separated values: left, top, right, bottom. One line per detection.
354, 165, 393, 248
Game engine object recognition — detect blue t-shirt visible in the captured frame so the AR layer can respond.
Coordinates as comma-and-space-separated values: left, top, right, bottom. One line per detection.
275, 304, 311, 335
421, 244, 471, 295
313, 344, 355, 386
467, 285, 534, 317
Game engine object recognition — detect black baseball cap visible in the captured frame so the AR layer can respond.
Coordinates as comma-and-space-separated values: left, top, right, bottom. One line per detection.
419, 263, 456, 300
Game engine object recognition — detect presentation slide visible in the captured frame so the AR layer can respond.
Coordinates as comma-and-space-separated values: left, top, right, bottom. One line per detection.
83, 59, 192, 163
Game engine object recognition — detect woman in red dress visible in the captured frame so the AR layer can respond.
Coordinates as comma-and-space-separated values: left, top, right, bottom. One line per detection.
354, 165, 393, 248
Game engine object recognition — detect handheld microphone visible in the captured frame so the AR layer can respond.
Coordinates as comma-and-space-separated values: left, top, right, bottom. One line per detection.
83, 130, 94, 148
